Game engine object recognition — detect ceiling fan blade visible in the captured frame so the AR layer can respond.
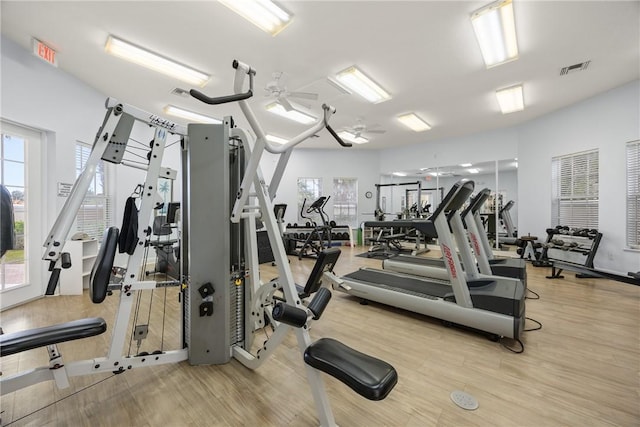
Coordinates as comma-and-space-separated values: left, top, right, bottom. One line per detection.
279, 97, 295, 111
288, 91, 319, 101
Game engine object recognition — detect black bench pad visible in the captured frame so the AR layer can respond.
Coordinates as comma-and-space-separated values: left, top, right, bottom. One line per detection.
381, 234, 405, 241
0, 317, 107, 357
304, 338, 397, 401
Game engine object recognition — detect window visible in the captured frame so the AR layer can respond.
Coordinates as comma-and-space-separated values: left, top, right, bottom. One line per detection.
1, 132, 26, 289
551, 149, 599, 228
297, 178, 322, 224
75, 141, 113, 240
333, 178, 358, 228
627, 141, 640, 249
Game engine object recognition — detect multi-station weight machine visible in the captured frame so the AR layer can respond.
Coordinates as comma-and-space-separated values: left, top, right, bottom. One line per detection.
1, 61, 397, 426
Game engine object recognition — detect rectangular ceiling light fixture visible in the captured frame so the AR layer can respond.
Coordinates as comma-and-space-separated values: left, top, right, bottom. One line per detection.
397, 113, 431, 132
337, 131, 369, 144
459, 163, 473, 167
164, 105, 221, 124
266, 134, 289, 144
496, 84, 524, 114
334, 66, 391, 103
470, 0, 518, 68
265, 102, 316, 124
218, 0, 293, 36
467, 168, 480, 174
105, 36, 210, 86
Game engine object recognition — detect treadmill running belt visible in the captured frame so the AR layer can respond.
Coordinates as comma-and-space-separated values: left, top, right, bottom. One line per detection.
343, 269, 451, 298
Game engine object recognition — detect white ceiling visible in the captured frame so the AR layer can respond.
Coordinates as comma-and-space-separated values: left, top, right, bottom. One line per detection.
1, 1, 638, 150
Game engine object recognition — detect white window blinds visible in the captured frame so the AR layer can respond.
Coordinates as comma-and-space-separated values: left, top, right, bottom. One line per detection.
333, 178, 358, 228
551, 149, 599, 229
627, 141, 640, 249
75, 142, 113, 241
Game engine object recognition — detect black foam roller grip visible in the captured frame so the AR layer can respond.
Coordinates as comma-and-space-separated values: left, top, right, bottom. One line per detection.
307, 287, 332, 320
45, 268, 61, 296
272, 303, 307, 328
189, 89, 253, 105
61, 252, 72, 269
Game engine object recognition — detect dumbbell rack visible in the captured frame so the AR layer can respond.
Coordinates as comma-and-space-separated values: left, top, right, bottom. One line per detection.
539, 227, 603, 279
285, 224, 354, 249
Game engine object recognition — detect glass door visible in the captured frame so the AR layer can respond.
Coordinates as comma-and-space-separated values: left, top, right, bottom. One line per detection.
1, 121, 44, 309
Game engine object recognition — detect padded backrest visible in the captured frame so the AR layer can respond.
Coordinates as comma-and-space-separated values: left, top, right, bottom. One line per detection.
90, 227, 119, 304
500, 200, 515, 214
301, 247, 341, 296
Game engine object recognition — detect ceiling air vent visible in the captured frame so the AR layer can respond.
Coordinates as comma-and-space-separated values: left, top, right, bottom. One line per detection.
560, 60, 591, 76
170, 87, 190, 97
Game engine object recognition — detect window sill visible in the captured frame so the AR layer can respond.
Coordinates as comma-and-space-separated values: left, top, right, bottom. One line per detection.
623, 247, 640, 253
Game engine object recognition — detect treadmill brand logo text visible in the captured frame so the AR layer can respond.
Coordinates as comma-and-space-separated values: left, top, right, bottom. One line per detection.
442, 244, 457, 279
470, 233, 480, 254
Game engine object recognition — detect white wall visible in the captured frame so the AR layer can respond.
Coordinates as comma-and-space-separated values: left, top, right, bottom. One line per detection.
261, 148, 380, 228
518, 80, 640, 274
1, 36, 107, 292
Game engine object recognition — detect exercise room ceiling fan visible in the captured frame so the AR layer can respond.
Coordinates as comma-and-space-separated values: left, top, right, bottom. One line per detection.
344, 120, 387, 138
264, 71, 319, 111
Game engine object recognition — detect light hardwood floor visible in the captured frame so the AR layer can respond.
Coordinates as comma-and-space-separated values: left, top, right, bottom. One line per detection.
1, 246, 639, 426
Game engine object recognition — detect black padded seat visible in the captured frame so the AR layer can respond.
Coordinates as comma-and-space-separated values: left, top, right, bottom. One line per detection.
304, 338, 398, 401
0, 317, 107, 357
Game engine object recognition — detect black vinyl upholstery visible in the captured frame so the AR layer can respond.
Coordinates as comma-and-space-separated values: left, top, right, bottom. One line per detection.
0, 317, 107, 357
90, 227, 119, 303
304, 338, 398, 401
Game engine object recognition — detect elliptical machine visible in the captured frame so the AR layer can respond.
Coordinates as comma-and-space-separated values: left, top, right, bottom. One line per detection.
296, 196, 333, 259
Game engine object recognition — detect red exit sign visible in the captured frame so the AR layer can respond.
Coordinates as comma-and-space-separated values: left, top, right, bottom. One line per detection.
31, 38, 58, 67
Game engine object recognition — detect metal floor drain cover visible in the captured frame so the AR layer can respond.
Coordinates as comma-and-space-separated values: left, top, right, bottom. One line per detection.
450, 390, 478, 410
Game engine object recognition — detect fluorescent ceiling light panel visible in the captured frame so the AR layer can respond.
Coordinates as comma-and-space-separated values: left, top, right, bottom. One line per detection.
496, 84, 524, 114
467, 168, 480, 174
397, 113, 431, 132
164, 105, 221, 124
105, 36, 210, 86
393, 172, 407, 177
266, 134, 288, 144
337, 131, 369, 144
459, 163, 473, 167
334, 66, 391, 103
218, 0, 293, 36
265, 102, 316, 124
470, 0, 519, 67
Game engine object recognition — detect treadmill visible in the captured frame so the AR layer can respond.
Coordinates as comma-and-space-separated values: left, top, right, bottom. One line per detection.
340, 180, 525, 340
462, 189, 526, 281
383, 188, 526, 285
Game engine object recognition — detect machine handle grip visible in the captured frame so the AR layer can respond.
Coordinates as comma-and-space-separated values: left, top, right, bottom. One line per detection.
45, 268, 61, 296
325, 123, 352, 147
189, 89, 253, 105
